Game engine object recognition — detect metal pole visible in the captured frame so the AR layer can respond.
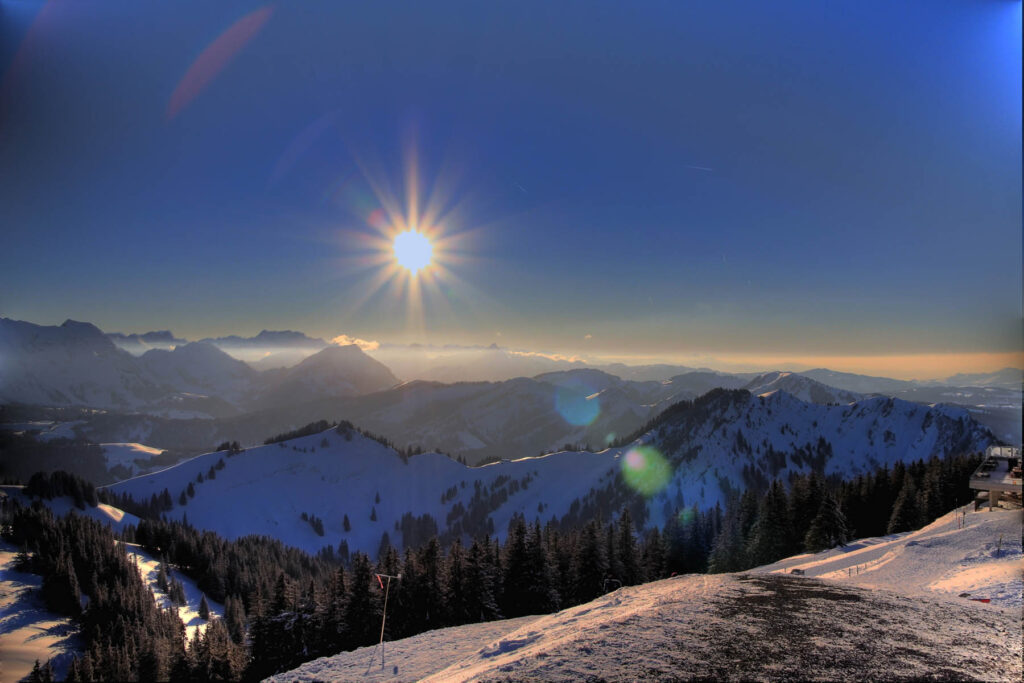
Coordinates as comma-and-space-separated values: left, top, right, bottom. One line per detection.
379, 576, 391, 669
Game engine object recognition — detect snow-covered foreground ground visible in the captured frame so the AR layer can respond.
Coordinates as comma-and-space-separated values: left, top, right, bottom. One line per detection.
758, 505, 1023, 608
0, 543, 80, 683
274, 508, 1022, 682
120, 543, 222, 641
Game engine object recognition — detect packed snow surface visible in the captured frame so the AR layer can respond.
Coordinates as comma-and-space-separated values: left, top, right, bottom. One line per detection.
273, 508, 1022, 682
759, 506, 1023, 608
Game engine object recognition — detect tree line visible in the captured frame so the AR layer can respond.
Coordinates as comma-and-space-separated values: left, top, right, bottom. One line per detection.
4, 449, 983, 680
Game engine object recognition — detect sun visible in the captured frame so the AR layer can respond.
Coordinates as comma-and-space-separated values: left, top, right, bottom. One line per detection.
393, 230, 433, 274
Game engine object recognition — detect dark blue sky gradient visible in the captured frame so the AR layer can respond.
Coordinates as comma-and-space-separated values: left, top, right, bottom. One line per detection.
0, 1, 1020, 364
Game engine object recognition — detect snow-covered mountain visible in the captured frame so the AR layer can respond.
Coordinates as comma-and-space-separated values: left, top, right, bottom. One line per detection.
797, 368, 916, 395
107, 330, 186, 354
0, 318, 164, 410
272, 506, 1022, 682
106, 390, 993, 557
744, 371, 863, 404
366, 343, 588, 383
139, 342, 258, 406
250, 345, 399, 411
199, 329, 328, 351
0, 319, 399, 418
939, 367, 1022, 390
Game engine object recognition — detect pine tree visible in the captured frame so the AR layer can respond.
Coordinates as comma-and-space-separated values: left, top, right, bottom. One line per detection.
464, 538, 500, 623
803, 491, 849, 552
343, 553, 380, 648
343, 514, 351, 532
224, 594, 246, 644
746, 480, 791, 566
445, 539, 470, 625
887, 478, 920, 534
199, 593, 211, 620
641, 527, 666, 580
708, 503, 747, 573
616, 507, 642, 586
573, 519, 609, 602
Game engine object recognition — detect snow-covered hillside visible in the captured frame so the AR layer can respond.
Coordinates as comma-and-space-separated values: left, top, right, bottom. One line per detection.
0, 319, 165, 410
743, 371, 863, 404
121, 543, 222, 641
106, 390, 992, 557
0, 542, 81, 683
101, 443, 167, 478
273, 507, 1022, 682
0, 318, 398, 418
758, 506, 1023, 607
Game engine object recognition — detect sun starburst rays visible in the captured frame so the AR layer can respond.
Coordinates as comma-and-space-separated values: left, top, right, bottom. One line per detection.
325, 145, 497, 341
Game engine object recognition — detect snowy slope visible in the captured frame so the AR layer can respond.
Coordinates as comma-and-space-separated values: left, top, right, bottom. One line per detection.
121, 543, 222, 641
140, 342, 258, 405
743, 371, 863, 404
273, 510, 1022, 682
107, 430, 623, 556
0, 318, 164, 409
0, 542, 81, 683
101, 443, 167, 478
249, 345, 399, 411
0, 486, 140, 532
107, 391, 992, 557
758, 506, 1023, 608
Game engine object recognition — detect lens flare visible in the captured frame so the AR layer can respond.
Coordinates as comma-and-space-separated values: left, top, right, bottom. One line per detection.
555, 386, 600, 426
621, 446, 672, 497
166, 6, 274, 121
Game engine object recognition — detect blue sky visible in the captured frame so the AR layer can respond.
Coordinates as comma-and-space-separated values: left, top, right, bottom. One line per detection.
1, 1, 1020, 375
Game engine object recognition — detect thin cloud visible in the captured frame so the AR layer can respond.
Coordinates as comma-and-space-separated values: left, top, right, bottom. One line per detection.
331, 334, 380, 351
509, 350, 585, 363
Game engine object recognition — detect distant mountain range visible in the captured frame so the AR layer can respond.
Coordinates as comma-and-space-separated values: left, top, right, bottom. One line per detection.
0, 318, 398, 417
1, 317, 1019, 463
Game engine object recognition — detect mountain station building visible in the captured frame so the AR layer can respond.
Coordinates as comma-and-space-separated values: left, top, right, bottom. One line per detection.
970, 446, 1023, 510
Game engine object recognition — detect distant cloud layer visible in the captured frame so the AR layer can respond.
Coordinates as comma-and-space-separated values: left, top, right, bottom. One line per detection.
331, 334, 380, 351
509, 350, 584, 363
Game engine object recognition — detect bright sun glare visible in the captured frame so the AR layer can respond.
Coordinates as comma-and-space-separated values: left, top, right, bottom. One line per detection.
393, 230, 433, 274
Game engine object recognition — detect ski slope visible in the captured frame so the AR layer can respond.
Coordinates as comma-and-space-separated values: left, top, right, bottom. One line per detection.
273, 507, 1022, 682
758, 506, 1023, 607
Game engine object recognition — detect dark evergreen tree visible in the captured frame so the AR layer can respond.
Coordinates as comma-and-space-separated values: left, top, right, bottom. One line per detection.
803, 491, 849, 552
746, 480, 790, 566
573, 518, 608, 602
616, 507, 642, 586
887, 478, 921, 534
